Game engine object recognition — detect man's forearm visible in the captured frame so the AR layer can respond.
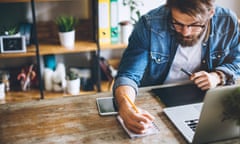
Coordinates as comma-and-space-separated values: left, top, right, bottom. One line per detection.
114, 85, 136, 110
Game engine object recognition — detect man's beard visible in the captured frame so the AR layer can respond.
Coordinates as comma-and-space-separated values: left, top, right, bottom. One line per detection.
176, 29, 205, 47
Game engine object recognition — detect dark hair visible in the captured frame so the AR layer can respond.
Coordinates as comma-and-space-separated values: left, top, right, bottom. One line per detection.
166, 0, 215, 20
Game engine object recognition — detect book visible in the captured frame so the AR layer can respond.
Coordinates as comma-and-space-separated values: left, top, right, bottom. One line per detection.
98, 0, 111, 45
110, 0, 119, 44
117, 115, 160, 139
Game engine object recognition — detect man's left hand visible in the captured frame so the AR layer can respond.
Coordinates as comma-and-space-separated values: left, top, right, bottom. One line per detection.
190, 71, 221, 90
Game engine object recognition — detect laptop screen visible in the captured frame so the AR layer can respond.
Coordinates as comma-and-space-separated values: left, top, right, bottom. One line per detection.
151, 83, 206, 107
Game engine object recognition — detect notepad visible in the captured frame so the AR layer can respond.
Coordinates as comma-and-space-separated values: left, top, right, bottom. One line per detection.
117, 115, 160, 139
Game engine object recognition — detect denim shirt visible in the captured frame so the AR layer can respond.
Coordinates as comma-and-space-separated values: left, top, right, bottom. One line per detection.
113, 5, 240, 94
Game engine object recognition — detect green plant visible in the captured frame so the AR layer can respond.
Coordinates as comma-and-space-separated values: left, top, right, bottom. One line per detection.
222, 87, 240, 125
66, 71, 78, 81
122, 0, 143, 24
55, 15, 78, 32
3, 26, 18, 35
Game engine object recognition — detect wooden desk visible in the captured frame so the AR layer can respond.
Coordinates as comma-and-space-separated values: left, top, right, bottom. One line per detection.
0, 86, 239, 144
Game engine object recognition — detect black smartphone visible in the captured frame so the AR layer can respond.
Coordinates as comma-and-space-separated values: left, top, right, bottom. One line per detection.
96, 97, 118, 116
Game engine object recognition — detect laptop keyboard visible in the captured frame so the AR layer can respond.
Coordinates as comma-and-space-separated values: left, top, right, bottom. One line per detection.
185, 119, 199, 132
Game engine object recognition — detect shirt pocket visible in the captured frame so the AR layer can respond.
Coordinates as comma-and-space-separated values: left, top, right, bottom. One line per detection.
150, 52, 169, 64
144, 52, 169, 83
210, 51, 227, 66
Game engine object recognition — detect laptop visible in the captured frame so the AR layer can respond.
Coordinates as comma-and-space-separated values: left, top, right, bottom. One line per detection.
162, 84, 240, 144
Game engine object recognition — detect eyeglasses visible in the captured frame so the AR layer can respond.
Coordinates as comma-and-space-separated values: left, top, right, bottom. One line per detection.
171, 20, 206, 32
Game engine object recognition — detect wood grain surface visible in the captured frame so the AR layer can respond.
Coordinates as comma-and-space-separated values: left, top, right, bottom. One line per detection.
0, 86, 239, 144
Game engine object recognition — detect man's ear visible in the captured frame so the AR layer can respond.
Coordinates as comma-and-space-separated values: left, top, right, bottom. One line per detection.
208, 8, 215, 18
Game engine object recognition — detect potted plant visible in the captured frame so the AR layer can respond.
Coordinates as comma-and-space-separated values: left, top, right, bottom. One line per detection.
122, 0, 143, 24
55, 15, 78, 49
3, 26, 19, 36
66, 70, 80, 95
1, 25, 20, 36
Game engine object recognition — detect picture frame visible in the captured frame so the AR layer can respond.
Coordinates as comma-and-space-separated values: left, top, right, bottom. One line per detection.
0, 36, 26, 53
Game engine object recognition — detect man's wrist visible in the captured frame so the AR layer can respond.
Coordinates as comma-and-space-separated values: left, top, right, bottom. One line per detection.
215, 71, 226, 85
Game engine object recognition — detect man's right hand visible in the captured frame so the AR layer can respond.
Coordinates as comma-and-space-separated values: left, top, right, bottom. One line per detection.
115, 85, 155, 134
119, 105, 155, 134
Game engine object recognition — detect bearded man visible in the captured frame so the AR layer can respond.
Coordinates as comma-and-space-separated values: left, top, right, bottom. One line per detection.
113, 0, 240, 134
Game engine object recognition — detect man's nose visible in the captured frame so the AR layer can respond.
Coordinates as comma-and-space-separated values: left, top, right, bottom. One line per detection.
180, 26, 192, 36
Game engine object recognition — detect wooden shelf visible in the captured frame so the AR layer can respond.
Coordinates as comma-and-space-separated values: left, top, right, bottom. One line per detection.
0, 41, 127, 58
0, 45, 36, 58
0, 81, 111, 105
100, 43, 127, 50
0, 0, 77, 3
0, 41, 97, 58
39, 41, 97, 55
0, 0, 26, 2
0, 89, 97, 104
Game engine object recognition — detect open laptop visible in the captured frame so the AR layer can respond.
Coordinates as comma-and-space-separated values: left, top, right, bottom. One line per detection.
162, 84, 240, 143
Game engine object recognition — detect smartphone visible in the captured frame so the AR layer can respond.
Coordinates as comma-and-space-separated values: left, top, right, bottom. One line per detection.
96, 97, 118, 116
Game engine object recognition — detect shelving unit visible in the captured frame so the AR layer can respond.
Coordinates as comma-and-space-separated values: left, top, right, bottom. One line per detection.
0, 0, 127, 103
0, 0, 44, 99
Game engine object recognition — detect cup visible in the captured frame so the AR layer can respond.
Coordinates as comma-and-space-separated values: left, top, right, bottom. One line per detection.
0, 83, 5, 100
119, 21, 133, 44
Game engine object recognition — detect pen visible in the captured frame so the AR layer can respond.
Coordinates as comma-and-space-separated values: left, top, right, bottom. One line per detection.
180, 68, 193, 76
123, 95, 139, 113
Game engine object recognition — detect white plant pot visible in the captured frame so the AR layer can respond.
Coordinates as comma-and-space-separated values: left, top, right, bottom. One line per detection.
66, 78, 80, 95
0, 83, 5, 100
59, 30, 75, 49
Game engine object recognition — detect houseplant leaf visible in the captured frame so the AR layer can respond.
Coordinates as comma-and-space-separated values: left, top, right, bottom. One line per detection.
55, 15, 78, 32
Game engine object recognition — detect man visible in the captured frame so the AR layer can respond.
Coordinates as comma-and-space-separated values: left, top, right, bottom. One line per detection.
113, 0, 240, 134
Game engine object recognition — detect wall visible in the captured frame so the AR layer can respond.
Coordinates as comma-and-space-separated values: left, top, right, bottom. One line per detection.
216, 0, 240, 17
0, 0, 239, 71
33, 1, 89, 22
117, 0, 166, 22
117, 0, 239, 22
0, 1, 89, 33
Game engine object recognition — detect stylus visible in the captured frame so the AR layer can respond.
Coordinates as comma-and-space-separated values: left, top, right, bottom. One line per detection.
180, 68, 193, 77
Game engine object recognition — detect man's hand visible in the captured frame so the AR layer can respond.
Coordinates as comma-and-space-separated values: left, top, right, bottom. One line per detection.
115, 85, 155, 134
190, 71, 221, 90
119, 106, 155, 134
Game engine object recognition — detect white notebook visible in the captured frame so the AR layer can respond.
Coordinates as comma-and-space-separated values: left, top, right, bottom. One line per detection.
117, 115, 160, 139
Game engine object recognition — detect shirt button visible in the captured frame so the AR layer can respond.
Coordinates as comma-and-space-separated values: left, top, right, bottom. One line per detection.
217, 55, 221, 58
202, 60, 206, 64
157, 59, 161, 62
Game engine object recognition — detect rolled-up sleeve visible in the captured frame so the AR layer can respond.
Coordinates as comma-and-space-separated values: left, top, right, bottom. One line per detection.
112, 76, 138, 96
